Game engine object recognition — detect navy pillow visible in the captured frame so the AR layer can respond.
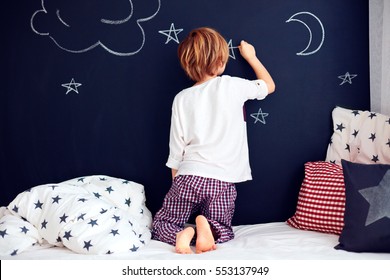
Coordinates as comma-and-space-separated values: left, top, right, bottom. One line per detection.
336, 160, 390, 252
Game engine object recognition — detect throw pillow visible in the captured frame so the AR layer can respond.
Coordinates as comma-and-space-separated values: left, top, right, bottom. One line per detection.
336, 160, 390, 252
287, 161, 345, 235
325, 106, 390, 165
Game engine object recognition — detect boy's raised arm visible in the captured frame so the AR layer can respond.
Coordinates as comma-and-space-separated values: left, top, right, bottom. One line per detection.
238, 40, 275, 94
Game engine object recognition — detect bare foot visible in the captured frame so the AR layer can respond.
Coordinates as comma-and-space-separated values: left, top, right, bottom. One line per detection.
195, 215, 217, 254
175, 227, 195, 254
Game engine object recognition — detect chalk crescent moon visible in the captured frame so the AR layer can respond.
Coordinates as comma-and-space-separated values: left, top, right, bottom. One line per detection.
286, 11, 325, 56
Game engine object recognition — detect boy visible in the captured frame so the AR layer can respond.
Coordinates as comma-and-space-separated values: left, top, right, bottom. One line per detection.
152, 27, 275, 254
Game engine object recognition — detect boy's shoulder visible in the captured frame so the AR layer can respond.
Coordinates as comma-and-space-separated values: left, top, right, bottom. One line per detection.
174, 75, 249, 99
179, 75, 243, 92
220, 75, 251, 85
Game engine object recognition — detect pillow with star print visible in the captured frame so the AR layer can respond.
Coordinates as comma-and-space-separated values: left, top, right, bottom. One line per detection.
335, 160, 390, 253
325, 106, 390, 165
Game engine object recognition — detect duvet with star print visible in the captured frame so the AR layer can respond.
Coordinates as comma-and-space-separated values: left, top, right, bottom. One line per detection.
0, 175, 152, 256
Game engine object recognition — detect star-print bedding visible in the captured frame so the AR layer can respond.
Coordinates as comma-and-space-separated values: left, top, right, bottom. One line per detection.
0, 175, 152, 256
325, 106, 390, 165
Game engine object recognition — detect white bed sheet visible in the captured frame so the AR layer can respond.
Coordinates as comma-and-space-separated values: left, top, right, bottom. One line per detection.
2, 222, 389, 260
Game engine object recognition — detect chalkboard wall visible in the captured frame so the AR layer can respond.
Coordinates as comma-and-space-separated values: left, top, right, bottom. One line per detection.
1, 0, 370, 224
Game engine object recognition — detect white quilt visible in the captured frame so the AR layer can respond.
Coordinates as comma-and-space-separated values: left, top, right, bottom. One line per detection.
0, 175, 152, 256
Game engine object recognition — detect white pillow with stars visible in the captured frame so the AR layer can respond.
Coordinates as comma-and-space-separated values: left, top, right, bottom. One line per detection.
326, 106, 390, 165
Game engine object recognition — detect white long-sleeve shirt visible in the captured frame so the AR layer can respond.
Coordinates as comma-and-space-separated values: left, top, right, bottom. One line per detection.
166, 75, 268, 183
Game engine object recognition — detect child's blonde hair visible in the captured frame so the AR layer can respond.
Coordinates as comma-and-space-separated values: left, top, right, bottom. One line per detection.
178, 27, 229, 82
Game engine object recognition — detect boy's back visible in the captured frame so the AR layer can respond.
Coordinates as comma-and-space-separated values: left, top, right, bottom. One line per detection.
168, 75, 268, 182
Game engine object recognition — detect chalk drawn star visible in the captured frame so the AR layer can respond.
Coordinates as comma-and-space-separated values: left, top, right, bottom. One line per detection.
250, 108, 269, 124
338, 72, 357, 85
159, 23, 183, 44
359, 170, 390, 226
62, 78, 82, 94
228, 39, 238, 59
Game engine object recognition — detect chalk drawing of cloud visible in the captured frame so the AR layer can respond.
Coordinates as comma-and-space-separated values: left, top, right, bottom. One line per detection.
31, 0, 161, 56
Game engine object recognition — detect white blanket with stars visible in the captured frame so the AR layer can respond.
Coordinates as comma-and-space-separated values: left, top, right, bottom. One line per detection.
0, 175, 152, 256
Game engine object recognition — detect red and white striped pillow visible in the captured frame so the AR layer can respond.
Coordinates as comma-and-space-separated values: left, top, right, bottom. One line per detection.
287, 161, 345, 235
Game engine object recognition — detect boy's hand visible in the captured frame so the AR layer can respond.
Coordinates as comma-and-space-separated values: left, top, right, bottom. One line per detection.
238, 40, 257, 61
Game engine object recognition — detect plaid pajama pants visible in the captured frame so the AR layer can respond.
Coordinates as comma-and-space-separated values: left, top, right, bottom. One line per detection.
152, 175, 237, 246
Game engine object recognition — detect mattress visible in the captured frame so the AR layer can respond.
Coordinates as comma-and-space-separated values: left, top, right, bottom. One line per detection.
3, 222, 389, 280
2, 222, 389, 260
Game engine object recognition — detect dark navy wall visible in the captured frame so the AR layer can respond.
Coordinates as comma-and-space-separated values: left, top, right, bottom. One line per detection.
1, 0, 370, 224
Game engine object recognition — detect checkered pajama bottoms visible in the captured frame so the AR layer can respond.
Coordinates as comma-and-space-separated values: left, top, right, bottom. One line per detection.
151, 175, 237, 246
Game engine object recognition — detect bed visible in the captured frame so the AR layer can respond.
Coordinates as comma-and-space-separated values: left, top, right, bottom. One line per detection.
1, 107, 390, 262
1, 222, 389, 260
